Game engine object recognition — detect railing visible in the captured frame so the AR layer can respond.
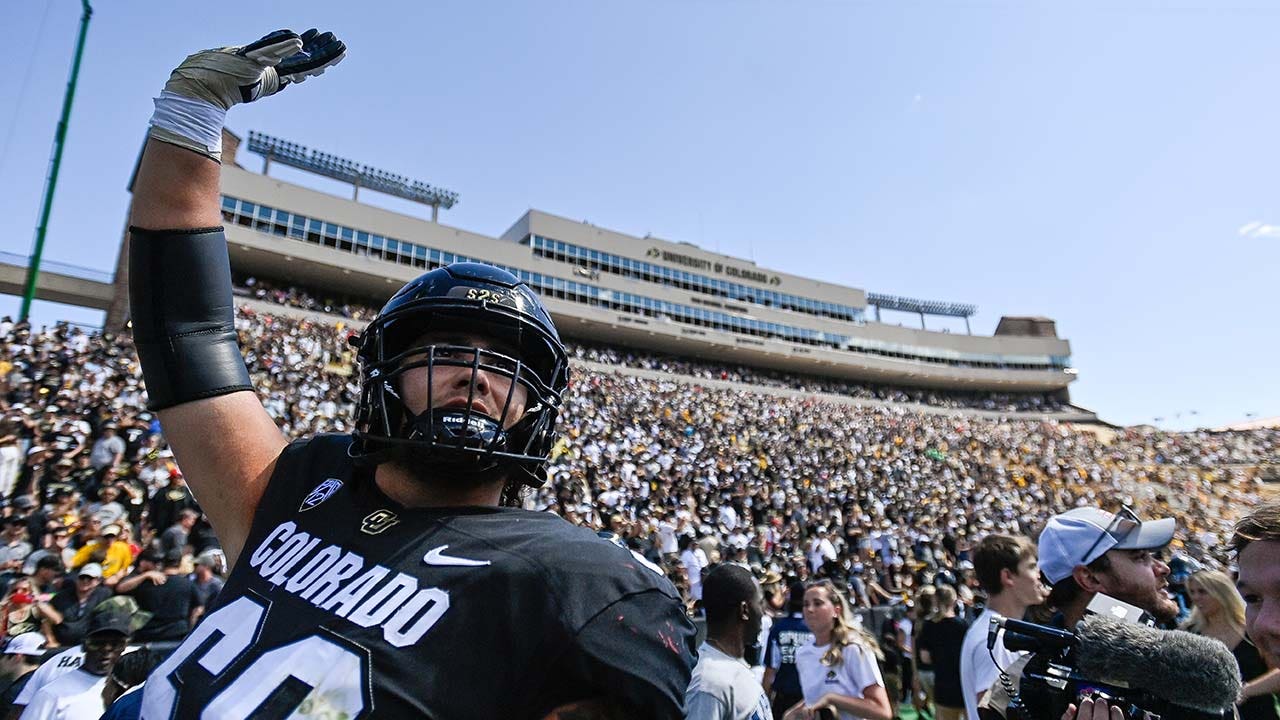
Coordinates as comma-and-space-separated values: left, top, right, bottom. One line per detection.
0, 251, 114, 284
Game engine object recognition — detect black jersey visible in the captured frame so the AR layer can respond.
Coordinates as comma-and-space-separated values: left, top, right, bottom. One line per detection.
140, 434, 696, 719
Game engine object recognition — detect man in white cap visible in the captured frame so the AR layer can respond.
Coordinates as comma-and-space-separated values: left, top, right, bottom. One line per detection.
0, 633, 46, 709
37, 564, 111, 648
977, 506, 1179, 719
1037, 505, 1179, 629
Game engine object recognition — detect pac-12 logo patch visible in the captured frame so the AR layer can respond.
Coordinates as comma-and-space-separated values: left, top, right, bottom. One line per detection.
361, 509, 400, 535
299, 478, 343, 512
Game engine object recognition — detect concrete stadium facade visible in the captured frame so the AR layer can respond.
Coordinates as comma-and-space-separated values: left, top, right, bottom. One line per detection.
108, 132, 1077, 398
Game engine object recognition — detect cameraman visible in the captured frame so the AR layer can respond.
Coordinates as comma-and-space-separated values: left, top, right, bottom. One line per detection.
980, 506, 1179, 718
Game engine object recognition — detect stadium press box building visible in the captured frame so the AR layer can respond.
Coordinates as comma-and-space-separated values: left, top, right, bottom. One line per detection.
109, 131, 1077, 401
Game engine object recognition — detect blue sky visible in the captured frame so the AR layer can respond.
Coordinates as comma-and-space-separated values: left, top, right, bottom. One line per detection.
2, 0, 1277, 430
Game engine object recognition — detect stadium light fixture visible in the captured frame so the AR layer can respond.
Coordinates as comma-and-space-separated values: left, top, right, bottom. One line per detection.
245, 131, 460, 220
866, 292, 976, 319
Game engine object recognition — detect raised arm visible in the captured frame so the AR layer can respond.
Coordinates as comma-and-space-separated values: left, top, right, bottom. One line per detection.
128, 30, 345, 568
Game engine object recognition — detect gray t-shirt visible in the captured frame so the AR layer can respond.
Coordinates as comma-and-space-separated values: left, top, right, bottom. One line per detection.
684, 642, 772, 720
0, 539, 32, 568
89, 435, 125, 469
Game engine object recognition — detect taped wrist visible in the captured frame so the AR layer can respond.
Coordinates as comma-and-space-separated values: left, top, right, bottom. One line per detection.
148, 91, 227, 163
128, 226, 253, 410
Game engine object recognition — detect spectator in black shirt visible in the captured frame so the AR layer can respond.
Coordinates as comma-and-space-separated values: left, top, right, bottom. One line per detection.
115, 549, 198, 642
187, 513, 220, 557
12, 498, 42, 552
67, 456, 95, 499
27, 556, 62, 598
915, 585, 968, 720
38, 563, 111, 647
144, 470, 197, 538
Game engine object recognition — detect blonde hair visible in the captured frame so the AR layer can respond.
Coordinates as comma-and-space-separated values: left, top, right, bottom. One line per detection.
1182, 570, 1246, 638
915, 586, 937, 620
807, 580, 883, 667
931, 585, 957, 621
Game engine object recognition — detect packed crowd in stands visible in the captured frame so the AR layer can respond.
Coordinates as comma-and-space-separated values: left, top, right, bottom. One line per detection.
232, 273, 378, 322
0, 306, 1275, 714
233, 275, 1073, 414
565, 341, 1069, 414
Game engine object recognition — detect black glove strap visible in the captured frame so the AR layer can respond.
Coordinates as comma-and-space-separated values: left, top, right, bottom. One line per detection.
128, 226, 254, 411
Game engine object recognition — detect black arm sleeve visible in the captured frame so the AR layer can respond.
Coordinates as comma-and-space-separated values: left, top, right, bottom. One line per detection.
127, 226, 253, 410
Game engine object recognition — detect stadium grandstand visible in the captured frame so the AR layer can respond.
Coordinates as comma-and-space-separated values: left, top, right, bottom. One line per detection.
1, 126, 1277, 718
92, 129, 1087, 420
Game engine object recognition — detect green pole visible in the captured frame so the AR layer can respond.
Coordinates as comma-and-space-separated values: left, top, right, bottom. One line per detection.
19, 0, 94, 321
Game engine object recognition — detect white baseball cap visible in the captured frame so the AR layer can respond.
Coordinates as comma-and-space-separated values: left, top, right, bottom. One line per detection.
1038, 506, 1175, 584
4, 632, 46, 656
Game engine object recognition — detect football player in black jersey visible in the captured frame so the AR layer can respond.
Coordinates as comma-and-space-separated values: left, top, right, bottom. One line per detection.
126, 28, 696, 719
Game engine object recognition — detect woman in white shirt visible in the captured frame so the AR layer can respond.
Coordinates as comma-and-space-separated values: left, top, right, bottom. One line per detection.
783, 580, 892, 720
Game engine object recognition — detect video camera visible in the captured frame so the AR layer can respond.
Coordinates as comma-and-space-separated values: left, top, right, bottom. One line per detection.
987, 611, 1240, 720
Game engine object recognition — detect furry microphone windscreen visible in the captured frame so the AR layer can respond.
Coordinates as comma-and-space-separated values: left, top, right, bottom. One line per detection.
1074, 614, 1241, 713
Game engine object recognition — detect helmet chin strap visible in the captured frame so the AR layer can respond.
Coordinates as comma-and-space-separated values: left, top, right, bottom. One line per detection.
405, 407, 507, 472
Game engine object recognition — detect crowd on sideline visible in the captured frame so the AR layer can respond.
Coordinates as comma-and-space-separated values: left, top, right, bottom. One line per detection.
232, 274, 1074, 414
0, 310, 1275, 717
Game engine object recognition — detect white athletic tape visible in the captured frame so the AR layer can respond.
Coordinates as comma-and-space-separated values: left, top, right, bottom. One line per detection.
149, 90, 227, 156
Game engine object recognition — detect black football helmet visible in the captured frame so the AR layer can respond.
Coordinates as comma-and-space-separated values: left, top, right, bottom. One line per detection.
350, 262, 569, 486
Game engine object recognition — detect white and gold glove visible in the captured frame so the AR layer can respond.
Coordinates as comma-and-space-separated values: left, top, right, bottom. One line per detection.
149, 28, 346, 162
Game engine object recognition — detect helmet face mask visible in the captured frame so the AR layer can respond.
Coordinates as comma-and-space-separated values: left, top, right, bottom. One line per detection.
351, 263, 569, 487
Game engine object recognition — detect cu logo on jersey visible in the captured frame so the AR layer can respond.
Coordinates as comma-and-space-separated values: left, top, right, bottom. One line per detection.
361, 509, 400, 535
299, 478, 343, 512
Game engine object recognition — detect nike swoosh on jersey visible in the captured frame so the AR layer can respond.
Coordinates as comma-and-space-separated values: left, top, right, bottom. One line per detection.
422, 545, 491, 567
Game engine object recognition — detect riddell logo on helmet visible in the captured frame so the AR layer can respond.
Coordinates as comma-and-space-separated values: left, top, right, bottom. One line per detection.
441, 412, 499, 440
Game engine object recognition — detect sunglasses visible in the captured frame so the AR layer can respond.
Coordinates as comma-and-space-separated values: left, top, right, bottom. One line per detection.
1079, 506, 1140, 565
83, 635, 127, 651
